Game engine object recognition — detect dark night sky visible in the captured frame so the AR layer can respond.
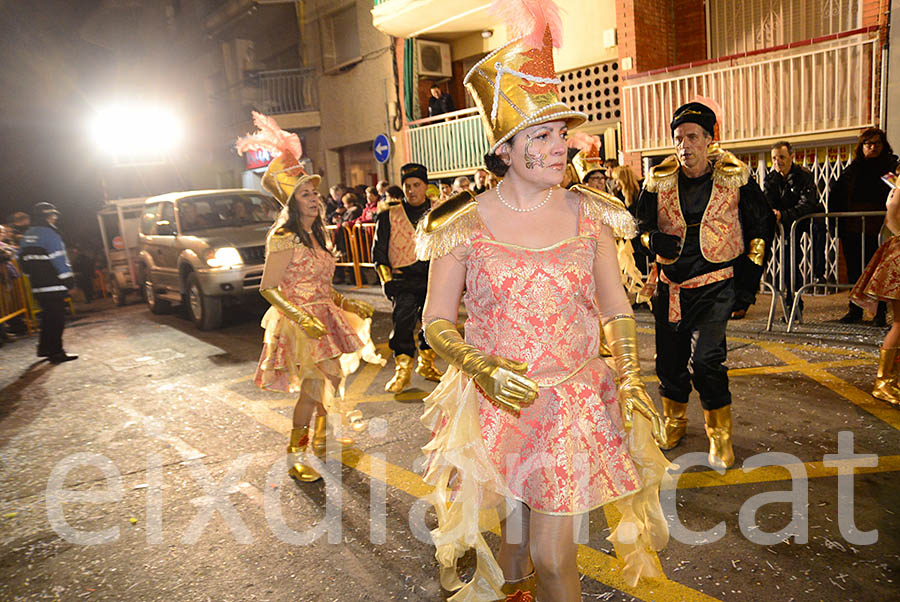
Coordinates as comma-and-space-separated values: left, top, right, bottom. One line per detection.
0, 0, 112, 244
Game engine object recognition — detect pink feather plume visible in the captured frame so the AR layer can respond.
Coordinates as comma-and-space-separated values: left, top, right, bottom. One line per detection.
489, 0, 563, 49
234, 111, 303, 159
567, 132, 601, 152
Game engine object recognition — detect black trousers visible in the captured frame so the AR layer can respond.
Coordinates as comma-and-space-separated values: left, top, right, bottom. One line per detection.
35, 293, 67, 356
387, 279, 430, 357
655, 319, 731, 410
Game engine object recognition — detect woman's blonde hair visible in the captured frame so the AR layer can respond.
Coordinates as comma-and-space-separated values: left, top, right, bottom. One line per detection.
610, 165, 641, 208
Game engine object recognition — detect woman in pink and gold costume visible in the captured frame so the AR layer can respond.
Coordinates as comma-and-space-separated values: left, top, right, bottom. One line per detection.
850, 183, 900, 406
416, 3, 671, 600
237, 113, 383, 483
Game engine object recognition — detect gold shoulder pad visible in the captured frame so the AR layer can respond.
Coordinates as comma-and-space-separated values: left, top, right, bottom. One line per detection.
377, 199, 400, 214
572, 184, 637, 240
713, 150, 750, 187
644, 155, 679, 192
421, 190, 477, 234
571, 184, 627, 210
415, 191, 479, 260
266, 228, 298, 253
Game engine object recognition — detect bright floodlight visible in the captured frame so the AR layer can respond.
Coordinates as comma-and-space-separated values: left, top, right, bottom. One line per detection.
90, 105, 182, 156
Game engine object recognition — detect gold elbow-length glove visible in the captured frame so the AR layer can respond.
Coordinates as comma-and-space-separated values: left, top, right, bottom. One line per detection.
424, 319, 539, 415
331, 289, 374, 319
260, 288, 327, 338
603, 315, 665, 446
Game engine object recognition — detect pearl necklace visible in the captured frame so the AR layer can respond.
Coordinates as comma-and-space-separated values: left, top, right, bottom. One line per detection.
496, 180, 554, 213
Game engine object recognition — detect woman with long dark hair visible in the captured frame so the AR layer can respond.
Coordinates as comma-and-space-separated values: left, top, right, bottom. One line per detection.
831, 127, 899, 324
237, 113, 383, 482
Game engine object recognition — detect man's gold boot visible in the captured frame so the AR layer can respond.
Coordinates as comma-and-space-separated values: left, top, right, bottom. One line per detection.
287, 427, 320, 482
703, 405, 735, 469
385, 354, 413, 393
872, 347, 900, 406
311, 414, 353, 457
414, 349, 443, 382
659, 397, 688, 450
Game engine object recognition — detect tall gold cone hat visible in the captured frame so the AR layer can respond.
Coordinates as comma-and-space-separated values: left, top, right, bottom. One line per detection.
464, 3, 586, 153
260, 155, 321, 207
569, 133, 605, 183
235, 111, 321, 206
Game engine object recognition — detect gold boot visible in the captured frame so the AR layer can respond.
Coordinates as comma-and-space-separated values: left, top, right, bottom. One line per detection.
703, 406, 735, 469
415, 349, 443, 382
872, 347, 900, 406
500, 571, 536, 598
659, 397, 688, 450
311, 414, 353, 457
385, 354, 413, 393
287, 427, 320, 482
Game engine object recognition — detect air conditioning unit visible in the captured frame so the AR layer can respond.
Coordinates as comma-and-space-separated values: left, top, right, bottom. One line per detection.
415, 39, 452, 78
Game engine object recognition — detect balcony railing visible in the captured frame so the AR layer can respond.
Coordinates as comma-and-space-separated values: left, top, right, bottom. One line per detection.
622, 31, 878, 153
249, 68, 319, 115
212, 67, 318, 125
403, 108, 490, 177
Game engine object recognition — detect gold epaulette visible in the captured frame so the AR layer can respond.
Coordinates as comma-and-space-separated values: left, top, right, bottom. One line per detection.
377, 199, 400, 214
643, 155, 679, 192
713, 150, 750, 188
571, 184, 638, 240
266, 227, 299, 254
415, 190, 479, 260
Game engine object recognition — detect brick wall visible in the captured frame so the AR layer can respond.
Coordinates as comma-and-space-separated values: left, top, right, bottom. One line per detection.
673, 0, 706, 64
862, 0, 886, 27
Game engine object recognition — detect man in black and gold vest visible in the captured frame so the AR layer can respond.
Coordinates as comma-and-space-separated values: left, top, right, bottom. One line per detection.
636, 102, 771, 469
372, 163, 442, 393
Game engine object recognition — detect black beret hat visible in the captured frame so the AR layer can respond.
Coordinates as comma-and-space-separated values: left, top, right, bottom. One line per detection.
670, 102, 717, 136
400, 163, 428, 184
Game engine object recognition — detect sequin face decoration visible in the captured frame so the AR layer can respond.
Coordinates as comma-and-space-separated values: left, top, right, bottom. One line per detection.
524, 133, 547, 170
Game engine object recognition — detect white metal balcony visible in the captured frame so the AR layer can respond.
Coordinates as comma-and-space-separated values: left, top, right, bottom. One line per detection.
402, 108, 490, 178
622, 30, 879, 154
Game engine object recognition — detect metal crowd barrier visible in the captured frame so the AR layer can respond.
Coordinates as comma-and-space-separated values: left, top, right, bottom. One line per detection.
0, 259, 34, 336
629, 210, 888, 334
324, 223, 378, 289
783, 210, 887, 332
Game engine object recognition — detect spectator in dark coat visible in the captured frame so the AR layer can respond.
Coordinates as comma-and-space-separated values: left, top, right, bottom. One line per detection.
830, 128, 899, 324
764, 141, 824, 315
428, 85, 454, 118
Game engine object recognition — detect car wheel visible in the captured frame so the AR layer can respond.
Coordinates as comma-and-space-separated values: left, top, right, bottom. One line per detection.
110, 278, 128, 306
186, 272, 223, 330
145, 278, 171, 314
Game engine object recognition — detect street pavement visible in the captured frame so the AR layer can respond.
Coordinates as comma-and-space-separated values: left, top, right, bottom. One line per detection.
0, 286, 898, 601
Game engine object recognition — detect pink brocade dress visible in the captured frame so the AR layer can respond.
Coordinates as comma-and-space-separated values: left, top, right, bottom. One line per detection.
419, 197, 669, 598
464, 225, 641, 514
850, 234, 900, 312
253, 244, 381, 393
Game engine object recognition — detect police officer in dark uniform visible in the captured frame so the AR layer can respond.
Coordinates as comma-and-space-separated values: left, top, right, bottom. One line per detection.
18, 202, 78, 363
372, 163, 442, 392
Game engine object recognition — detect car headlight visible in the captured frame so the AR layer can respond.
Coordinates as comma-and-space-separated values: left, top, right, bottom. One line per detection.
204, 247, 243, 268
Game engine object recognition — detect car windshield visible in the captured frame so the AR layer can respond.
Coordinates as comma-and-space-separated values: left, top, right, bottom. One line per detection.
177, 195, 280, 232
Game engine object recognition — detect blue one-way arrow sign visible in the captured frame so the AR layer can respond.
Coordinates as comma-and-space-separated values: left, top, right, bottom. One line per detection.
374, 134, 391, 164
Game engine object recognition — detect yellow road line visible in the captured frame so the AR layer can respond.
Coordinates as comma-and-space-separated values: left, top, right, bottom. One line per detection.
757, 342, 900, 432
673, 455, 900, 489
215, 384, 721, 601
